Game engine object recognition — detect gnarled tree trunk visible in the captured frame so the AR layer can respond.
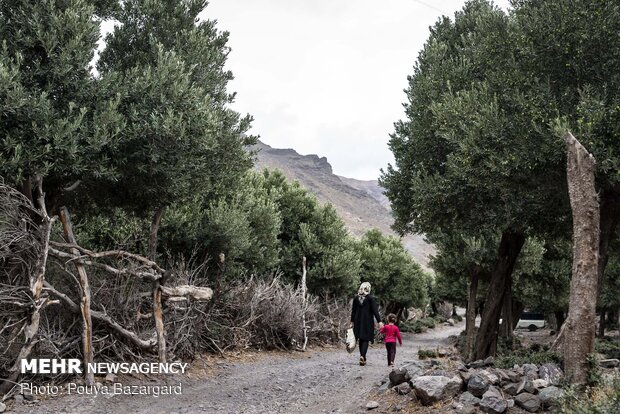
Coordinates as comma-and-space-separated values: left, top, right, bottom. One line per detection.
465, 266, 480, 361
562, 132, 600, 385
59, 207, 95, 386
474, 230, 525, 360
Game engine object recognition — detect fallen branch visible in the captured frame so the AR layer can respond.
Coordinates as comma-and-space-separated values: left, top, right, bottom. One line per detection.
161, 285, 214, 301
49, 241, 164, 273
43, 283, 156, 351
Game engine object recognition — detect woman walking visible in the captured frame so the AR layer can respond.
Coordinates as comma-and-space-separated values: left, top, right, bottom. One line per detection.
350, 282, 382, 365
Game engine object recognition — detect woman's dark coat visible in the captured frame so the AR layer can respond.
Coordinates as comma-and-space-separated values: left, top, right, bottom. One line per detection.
351, 294, 381, 342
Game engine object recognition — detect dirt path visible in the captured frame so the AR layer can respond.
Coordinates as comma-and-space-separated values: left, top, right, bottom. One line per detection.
10, 322, 464, 414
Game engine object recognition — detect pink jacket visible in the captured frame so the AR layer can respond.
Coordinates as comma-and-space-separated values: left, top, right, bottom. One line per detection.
380, 324, 402, 345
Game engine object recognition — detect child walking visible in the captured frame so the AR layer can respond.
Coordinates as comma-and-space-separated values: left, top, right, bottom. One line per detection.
380, 314, 402, 366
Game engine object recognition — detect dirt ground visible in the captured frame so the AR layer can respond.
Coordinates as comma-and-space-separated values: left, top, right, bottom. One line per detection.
6, 322, 465, 414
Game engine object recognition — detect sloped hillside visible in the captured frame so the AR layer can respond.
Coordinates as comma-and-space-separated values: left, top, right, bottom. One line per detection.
252, 140, 435, 269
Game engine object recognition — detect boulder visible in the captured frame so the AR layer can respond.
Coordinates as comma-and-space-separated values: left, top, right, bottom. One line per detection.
412, 375, 462, 405
506, 370, 521, 383
538, 386, 564, 409
468, 375, 490, 397
523, 364, 539, 380
0, 402, 5, 413
389, 368, 411, 387
395, 382, 412, 395
479, 369, 500, 385
460, 370, 474, 383
428, 370, 451, 377
532, 379, 549, 389
502, 382, 519, 396
105, 373, 118, 383
457, 406, 478, 414
483, 356, 495, 367
538, 363, 562, 385
446, 318, 456, 326
366, 401, 379, 410
459, 391, 481, 406
457, 362, 469, 372
494, 369, 511, 384
516, 377, 536, 395
515, 392, 541, 413
480, 387, 507, 414
599, 358, 620, 368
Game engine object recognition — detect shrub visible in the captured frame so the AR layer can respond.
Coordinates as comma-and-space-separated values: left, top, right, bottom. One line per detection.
595, 338, 620, 360
558, 374, 620, 414
398, 320, 428, 333
418, 349, 438, 359
495, 348, 562, 369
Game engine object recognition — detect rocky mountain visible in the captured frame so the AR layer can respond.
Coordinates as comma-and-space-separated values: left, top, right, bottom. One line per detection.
252, 140, 435, 269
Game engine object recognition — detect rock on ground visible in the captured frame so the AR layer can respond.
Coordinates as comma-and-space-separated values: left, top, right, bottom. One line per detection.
538, 386, 564, 409
412, 375, 463, 406
515, 392, 541, 413
479, 387, 507, 414
467, 374, 490, 397
365, 401, 379, 410
389, 368, 411, 386
538, 363, 562, 385
459, 391, 481, 406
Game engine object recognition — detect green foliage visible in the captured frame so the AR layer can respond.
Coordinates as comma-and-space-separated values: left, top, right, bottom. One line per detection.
157, 170, 361, 295
400, 317, 438, 333
381, 0, 568, 241
495, 348, 563, 369
514, 239, 571, 313
356, 229, 429, 311
429, 233, 497, 305
595, 338, 620, 361
258, 170, 361, 295
558, 374, 620, 414
85, 0, 255, 217
418, 349, 438, 359
0, 0, 115, 200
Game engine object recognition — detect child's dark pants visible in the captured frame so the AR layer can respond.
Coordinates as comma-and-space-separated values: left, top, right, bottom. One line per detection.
386, 342, 396, 365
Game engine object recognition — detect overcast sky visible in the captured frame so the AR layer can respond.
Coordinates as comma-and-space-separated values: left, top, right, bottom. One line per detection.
201, 1, 511, 180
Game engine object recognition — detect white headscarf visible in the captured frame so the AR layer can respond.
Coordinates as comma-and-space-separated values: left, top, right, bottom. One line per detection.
357, 282, 371, 304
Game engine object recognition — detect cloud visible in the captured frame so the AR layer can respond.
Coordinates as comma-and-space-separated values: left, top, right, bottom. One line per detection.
204, 1, 511, 179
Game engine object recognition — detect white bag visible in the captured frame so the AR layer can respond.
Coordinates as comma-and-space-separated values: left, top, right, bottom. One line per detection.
345, 328, 356, 353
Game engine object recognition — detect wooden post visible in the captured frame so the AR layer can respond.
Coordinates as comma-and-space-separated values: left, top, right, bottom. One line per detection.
59, 207, 95, 386
152, 279, 166, 363
562, 131, 600, 385
301, 256, 308, 351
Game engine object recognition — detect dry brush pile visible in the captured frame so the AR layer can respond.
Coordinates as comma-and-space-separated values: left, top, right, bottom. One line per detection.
0, 181, 349, 395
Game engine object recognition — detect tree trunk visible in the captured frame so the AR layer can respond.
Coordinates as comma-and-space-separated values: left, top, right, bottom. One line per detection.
148, 206, 166, 259
59, 207, 95, 387
300, 257, 308, 351
152, 280, 166, 363
473, 230, 525, 360
511, 299, 524, 331
499, 278, 515, 340
598, 310, 606, 338
563, 132, 600, 385
465, 267, 480, 361
554, 311, 565, 330
597, 186, 620, 291
17, 176, 33, 204
148, 207, 167, 363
